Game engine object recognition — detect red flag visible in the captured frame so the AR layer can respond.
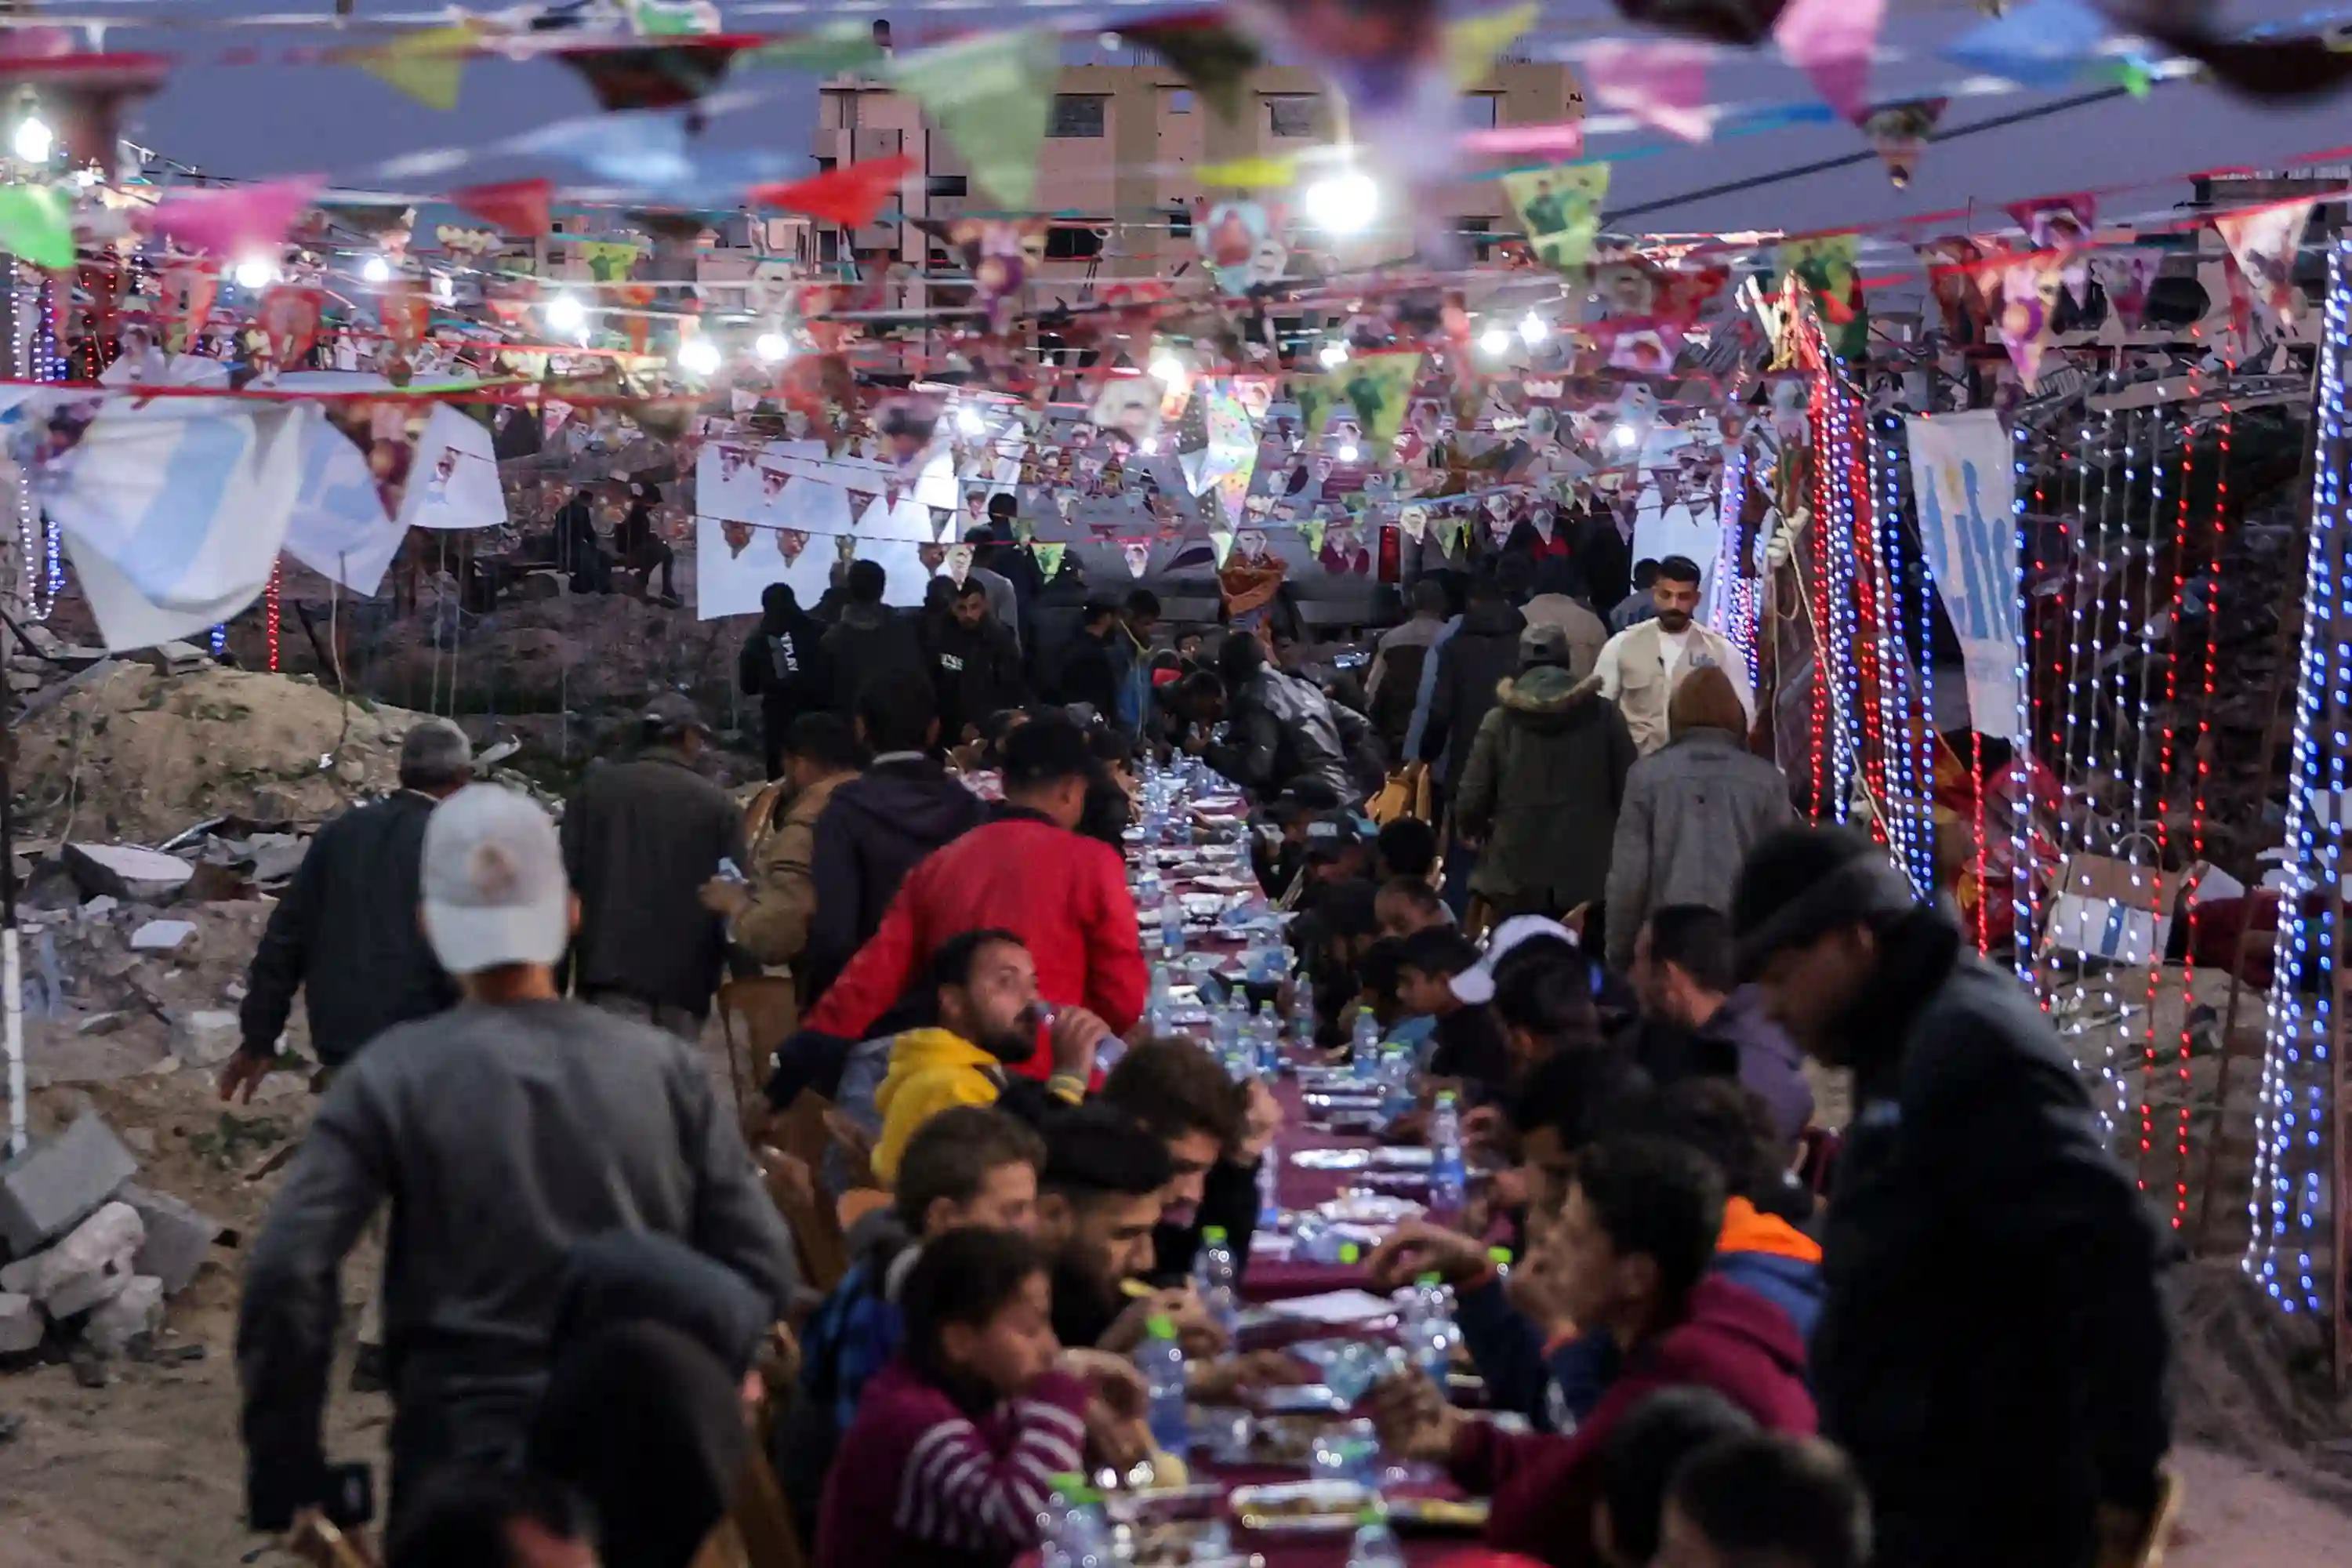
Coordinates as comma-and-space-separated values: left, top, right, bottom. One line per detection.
749, 155, 916, 229
454, 178, 553, 238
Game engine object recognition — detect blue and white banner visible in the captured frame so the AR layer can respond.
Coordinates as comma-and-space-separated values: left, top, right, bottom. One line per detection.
278, 372, 408, 596
1905, 410, 2024, 740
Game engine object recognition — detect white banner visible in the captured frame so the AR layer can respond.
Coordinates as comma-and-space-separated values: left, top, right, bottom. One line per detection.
1905, 410, 2023, 739
398, 404, 508, 532
277, 372, 408, 595
692, 437, 935, 620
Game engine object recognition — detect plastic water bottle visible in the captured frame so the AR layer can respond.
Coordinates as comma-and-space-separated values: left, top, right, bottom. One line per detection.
1430, 1090, 1467, 1212
1257, 1140, 1281, 1230
1488, 1245, 1513, 1286
1039, 1474, 1114, 1568
1347, 1507, 1409, 1568
1138, 1314, 1190, 1458
1379, 1046, 1416, 1126
1160, 891, 1183, 957
1196, 1226, 1240, 1338
1406, 1271, 1458, 1378
1350, 1010, 1381, 1069
1254, 1000, 1283, 1073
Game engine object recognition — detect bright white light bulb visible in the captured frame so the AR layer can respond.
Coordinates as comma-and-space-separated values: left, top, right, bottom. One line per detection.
1318, 340, 1348, 369
675, 336, 722, 376
361, 255, 393, 285
755, 332, 790, 363
1302, 169, 1378, 236
543, 292, 586, 333
956, 405, 988, 437
1610, 423, 1639, 451
232, 257, 277, 291
1140, 436, 1159, 455
1149, 352, 1185, 384
1519, 311, 1548, 344
1479, 326, 1512, 357
1338, 442, 1361, 463
13, 116, 53, 164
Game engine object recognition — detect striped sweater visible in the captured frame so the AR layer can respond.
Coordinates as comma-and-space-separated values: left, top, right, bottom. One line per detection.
815, 1358, 1090, 1568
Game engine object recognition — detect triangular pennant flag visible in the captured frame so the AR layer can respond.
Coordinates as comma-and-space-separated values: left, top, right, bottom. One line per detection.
1584, 40, 1712, 143
1195, 155, 1298, 188
1436, 514, 1468, 555
1532, 508, 1556, 544
1942, 0, 2106, 90
1181, 447, 1210, 495
1209, 528, 1236, 568
0, 184, 74, 270
342, 24, 477, 112
1501, 164, 1610, 273
944, 543, 975, 585
2006, 193, 2096, 304
1032, 541, 1065, 578
1774, 0, 1882, 121
1328, 352, 1424, 457
1856, 98, 1944, 188
1122, 540, 1151, 578
1445, 2, 1540, 89
149, 176, 324, 260
1127, 18, 1262, 124
560, 39, 747, 114
750, 154, 916, 228
1399, 504, 1428, 543
2088, 249, 2161, 332
2216, 198, 2317, 322
1997, 254, 2063, 385
1778, 234, 1869, 360
748, 24, 885, 77
890, 30, 1060, 209
1300, 517, 1327, 558
454, 178, 553, 238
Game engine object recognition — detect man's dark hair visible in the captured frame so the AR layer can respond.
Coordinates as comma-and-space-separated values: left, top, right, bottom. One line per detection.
1395, 924, 1479, 980
1173, 668, 1225, 716
1494, 550, 1536, 602
845, 557, 887, 603
397, 720, 472, 793
761, 582, 800, 616
1001, 713, 1094, 794
1123, 589, 1162, 621
1217, 631, 1265, 686
1306, 878, 1381, 942
1378, 874, 1446, 924
1508, 1046, 1653, 1144
1646, 905, 1737, 995
1038, 1103, 1176, 1199
926, 927, 1026, 1000
1082, 593, 1123, 629
1665, 1433, 1872, 1568
387, 1465, 592, 1568
1492, 944, 1604, 1046
1656, 554, 1703, 586
1727, 826, 1922, 985
1573, 1135, 1726, 1314
963, 524, 996, 546
855, 668, 938, 755
1599, 1388, 1758, 1566
898, 1225, 1048, 1385
1637, 1076, 1781, 1203
1101, 1037, 1243, 1149
1358, 935, 1406, 1004
951, 575, 989, 602
986, 491, 1018, 524
895, 1105, 1047, 1231
1410, 577, 1449, 616
781, 711, 860, 774
1375, 819, 1439, 880
1633, 558, 1661, 590
1468, 572, 1507, 606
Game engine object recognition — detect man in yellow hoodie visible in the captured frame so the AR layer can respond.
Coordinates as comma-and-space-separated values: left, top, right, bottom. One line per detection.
868, 927, 1103, 1184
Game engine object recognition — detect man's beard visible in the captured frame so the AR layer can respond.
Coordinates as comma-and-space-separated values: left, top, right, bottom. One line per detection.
981, 1022, 1040, 1066
1655, 609, 1692, 632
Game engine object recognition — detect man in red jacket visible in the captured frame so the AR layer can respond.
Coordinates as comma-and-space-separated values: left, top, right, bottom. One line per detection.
800, 713, 1145, 1081
1366, 1136, 1814, 1568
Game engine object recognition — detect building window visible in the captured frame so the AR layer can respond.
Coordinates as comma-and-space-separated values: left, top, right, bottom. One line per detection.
1267, 96, 1318, 138
1166, 89, 1195, 115
1459, 217, 1495, 261
1049, 95, 1107, 138
1167, 205, 1193, 239
1044, 225, 1105, 260
814, 156, 837, 174
925, 174, 968, 198
818, 230, 841, 263
822, 91, 855, 130
1459, 94, 1501, 129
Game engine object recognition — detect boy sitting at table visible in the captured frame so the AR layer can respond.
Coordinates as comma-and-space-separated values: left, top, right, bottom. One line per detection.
1395, 925, 1505, 1091
817, 1226, 1143, 1568
1363, 1137, 1815, 1568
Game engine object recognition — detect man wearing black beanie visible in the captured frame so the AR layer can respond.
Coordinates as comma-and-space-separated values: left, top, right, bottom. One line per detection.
1730, 826, 2173, 1568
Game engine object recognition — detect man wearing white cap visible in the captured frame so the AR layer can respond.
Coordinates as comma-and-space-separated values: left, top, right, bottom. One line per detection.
237, 783, 797, 1537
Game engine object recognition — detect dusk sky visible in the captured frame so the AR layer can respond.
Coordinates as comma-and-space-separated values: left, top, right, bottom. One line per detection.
111, 2, 2352, 252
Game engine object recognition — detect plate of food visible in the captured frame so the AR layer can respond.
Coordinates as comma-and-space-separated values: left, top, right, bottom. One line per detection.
1290, 1148, 1374, 1171
1385, 1496, 1492, 1535
1230, 1480, 1373, 1534
1318, 1193, 1425, 1225
1370, 1146, 1436, 1169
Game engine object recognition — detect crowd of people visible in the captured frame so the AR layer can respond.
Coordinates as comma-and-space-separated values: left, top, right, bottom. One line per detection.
216, 540, 2177, 1568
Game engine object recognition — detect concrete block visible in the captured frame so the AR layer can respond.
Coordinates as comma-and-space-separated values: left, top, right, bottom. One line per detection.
0, 1291, 42, 1354
131, 641, 209, 676
129, 920, 199, 953
118, 1183, 222, 1295
62, 843, 194, 903
28, 1201, 144, 1318
0, 1114, 140, 1254
0, 1254, 35, 1294
83, 1276, 163, 1355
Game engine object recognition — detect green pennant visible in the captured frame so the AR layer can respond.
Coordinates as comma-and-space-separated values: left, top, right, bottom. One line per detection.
346, 24, 476, 111
1501, 164, 1610, 274
1297, 377, 1334, 440
1301, 517, 1327, 557
0, 185, 74, 270
1327, 352, 1423, 456
1031, 541, 1066, 578
1209, 528, 1236, 568
750, 22, 885, 76
1777, 233, 1871, 361
891, 30, 1060, 209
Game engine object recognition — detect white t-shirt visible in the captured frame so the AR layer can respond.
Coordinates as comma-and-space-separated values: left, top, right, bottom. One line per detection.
1657, 624, 1693, 675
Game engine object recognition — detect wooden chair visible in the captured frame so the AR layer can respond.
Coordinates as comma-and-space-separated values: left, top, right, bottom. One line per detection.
759, 1145, 848, 1297
716, 976, 801, 1110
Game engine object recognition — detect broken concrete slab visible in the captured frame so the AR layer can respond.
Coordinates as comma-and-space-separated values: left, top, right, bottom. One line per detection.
0, 1114, 140, 1254
169, 1011, 241, 1068
0, 1291, 41, 1354
83, 1275, 163, 1355
129, 920, 199, 953
62, 843, 194, 903
20, 1201, 144, 1318
129, 641, 211, 676
118, 1183, 221, 1295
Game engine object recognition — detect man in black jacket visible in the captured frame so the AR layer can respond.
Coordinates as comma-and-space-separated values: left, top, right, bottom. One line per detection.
1730, 827, 2172, 1568
1101, 1037, 1281, 1289
803, 668, 986, 1002
222, 720, 470, 1103
237, 783, 795, 1533
560, 695, 744, 1037
1202, 633, 1358, 805
1056, 594, 1127, 720
927, 576, 1028, 743
819, 557, 926, 716
739, 583, 831, 779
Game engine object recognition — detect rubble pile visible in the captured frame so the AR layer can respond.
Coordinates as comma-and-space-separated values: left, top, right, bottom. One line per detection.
0, 1113, 223, 1370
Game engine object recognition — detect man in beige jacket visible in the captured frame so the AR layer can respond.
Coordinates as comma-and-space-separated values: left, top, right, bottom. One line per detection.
1592, 554, 1752, 755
